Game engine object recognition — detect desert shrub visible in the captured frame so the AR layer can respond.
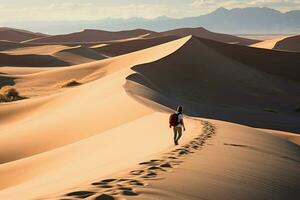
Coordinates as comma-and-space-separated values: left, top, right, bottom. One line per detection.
0, 86, 23, 102
60, 79, 81, 88
295, 106, 300, 112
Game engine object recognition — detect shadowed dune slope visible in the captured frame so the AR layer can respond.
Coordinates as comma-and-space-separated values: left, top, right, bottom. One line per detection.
25, 29, 161, 44
0, 41, 37, 51
0, 44, 106, 67
0, 53, 69, 67
0, 27, 47, 42
127, 36, 300, 133
91, 35, 179, 56
53, 45, 107, 65
1, 45, 73, 55
273, 35, 300, 52
196, 37, 300, 82
161, 27, 260, 45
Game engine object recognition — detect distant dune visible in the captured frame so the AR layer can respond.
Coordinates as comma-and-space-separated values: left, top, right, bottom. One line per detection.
54, 45, 107, 64
0, 27, 47, 42
0, 44, 106, 67
273, 35, 300, 51
250, 36, 290, 49
25, 29, 160, 44
91, 35, 179, 56
161, 27, 260, 45
0, 41, 35, 51
23, 27, 261, 46
0, 52, 69, 67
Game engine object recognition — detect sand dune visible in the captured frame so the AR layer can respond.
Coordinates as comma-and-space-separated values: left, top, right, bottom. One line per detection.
25, 29, 160, 44
91, 35, 179, 56
0, 34, 299, 200
54, 45, 107, 64
250, 36, 290, 49
23, 27, 261, 47
273, 35, 300, 52
0, 27, 47, 42
0, 44, 106, 67
0, 37, 193, 199
0, 40, 35, 51
128, 36, 300, 133
0, 66, 55, 76
1, 44, 73, 55
0, 52, 69, 67
161, 27, 260, 45
0, 37, 190, 161
257, 128, 300, 145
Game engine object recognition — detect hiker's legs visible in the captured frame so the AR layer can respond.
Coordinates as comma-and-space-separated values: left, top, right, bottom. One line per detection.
173, 127, 182, 145
176, 127, 183, 144
173, 127, 178, 145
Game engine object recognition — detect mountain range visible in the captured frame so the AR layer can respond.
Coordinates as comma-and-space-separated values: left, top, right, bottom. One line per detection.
3, 7, 300, 34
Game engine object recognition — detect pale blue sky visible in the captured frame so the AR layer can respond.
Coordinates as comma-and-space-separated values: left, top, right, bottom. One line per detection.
0, 0, 299, 22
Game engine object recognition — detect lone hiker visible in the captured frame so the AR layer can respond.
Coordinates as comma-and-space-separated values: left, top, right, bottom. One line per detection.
169, 106, 186, 145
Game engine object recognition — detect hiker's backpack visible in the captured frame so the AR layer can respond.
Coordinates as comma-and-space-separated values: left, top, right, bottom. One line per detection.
169, 113, 179, 127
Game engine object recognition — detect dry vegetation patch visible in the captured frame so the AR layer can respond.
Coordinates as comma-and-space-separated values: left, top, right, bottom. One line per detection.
60, 79, 81, 88
0, 86, 24, 103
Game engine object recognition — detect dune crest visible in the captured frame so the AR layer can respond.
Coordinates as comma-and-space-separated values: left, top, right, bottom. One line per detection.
161, 27, 260, 45
273, 35, 300, 52
25, 29, 160, 44
250, 36, 290, 49
0, 27, 47, 42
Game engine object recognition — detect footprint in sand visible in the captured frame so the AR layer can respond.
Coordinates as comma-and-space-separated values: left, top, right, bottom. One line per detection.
130, 169, 144, 175
127, 179, 145, 186
95, 194, 115, 200
65, 190, 95, 198
92, 179, 117, 186
122, 190, 138, 196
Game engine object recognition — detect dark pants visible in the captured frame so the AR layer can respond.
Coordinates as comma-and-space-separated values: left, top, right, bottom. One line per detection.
173, 126, 182, 145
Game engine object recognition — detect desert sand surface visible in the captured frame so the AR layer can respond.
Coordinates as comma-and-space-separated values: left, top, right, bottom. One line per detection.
0, 28, 299, 200
273, 35, 300, 52
257, 128, 300, 145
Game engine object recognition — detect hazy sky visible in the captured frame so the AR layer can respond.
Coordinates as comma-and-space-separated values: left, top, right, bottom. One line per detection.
0, 0, 299, 22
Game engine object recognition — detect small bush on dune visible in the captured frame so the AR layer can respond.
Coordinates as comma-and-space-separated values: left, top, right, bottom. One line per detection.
295, 106, 300, 113
60, 79, 81, 88
0, 86, 23, 103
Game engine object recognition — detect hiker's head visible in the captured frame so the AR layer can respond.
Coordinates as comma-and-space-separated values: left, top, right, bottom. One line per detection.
177, 106, 183, 113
